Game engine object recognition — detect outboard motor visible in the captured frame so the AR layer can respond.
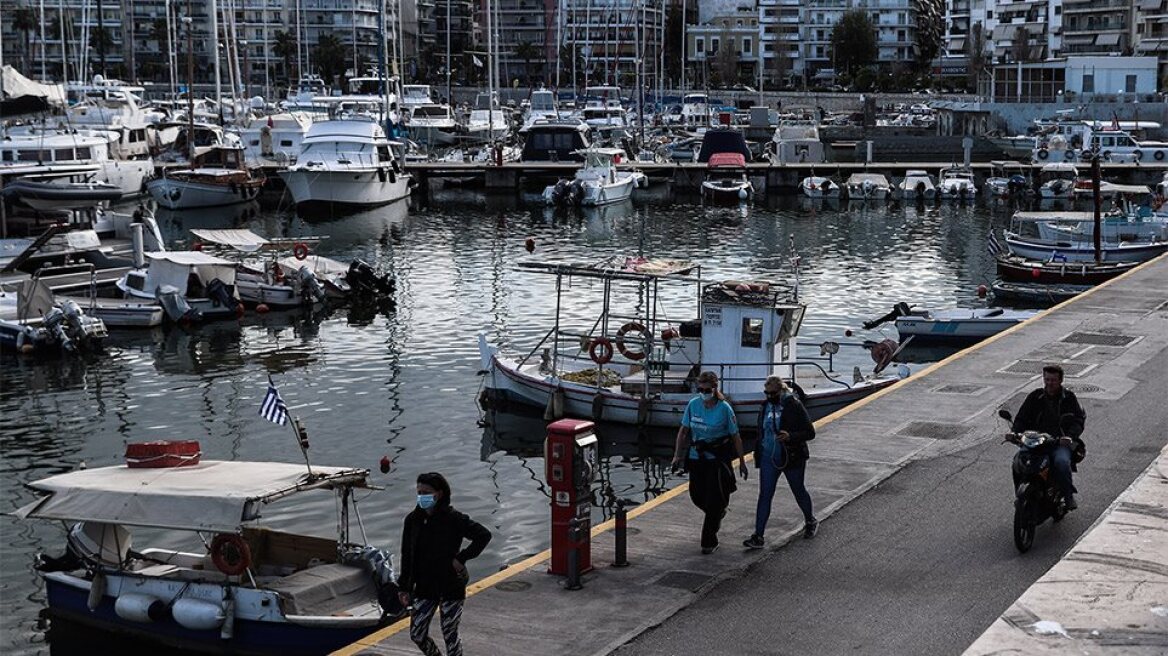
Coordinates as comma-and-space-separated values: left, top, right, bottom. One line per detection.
42, 306, 75, 352
862, 179, 874, 196
862, 302, 914, 330
156, 286, 201, 323
568, 180, 584, 205
347, 259, 395, 297
298, 266, 327, 304
204, 278, 235, 309
551, 179, 570, 205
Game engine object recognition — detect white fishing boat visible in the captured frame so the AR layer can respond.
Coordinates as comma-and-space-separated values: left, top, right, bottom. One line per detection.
16, 448, 400, 655
800, 176, 840, 199
543, 148, 647, 207
189, 229, 329, 308
478, 257, 907, 429
117, 251, 243, 323
279, 119, 411, 209
865, 303, 1037, 345
844, 173, 890, 201
56, 295, 164, 328
1038, 163, 1078, 199
937, 166, 977, 200
985, 160, 1031, 198
897, 170, 936, 200
148, 146, 264, 210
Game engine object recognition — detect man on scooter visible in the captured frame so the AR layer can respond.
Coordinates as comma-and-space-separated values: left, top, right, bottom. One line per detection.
1011, 364, 1086, 509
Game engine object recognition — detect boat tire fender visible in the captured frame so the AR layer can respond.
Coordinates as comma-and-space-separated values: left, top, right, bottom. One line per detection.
293, 243, 310, 260
1155, 150, 1165, 161
1102, 150, 1112, 161
1080, 150, 1093, 161
1133, 149, 1142, 161
1037, 149, 1049, 160
616, 322, 648, 361
210, 533, 252, 576
589, 337, 614, 365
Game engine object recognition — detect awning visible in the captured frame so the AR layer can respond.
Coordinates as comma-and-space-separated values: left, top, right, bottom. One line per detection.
191, 229, 269, 253
14, 461, 370, 532
1095, 33, 1122, 47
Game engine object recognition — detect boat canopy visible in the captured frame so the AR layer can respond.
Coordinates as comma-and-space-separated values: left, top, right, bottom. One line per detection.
708, 152, 747, 168
518, 256, 697, 282
697, 129, 752, 163
190, 229, 323, 254
144, 251, 238, 292
14, 461, 371, 532
847, 173, 888, 184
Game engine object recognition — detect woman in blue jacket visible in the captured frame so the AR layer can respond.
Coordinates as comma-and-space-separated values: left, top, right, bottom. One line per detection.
743, 376, 818, 549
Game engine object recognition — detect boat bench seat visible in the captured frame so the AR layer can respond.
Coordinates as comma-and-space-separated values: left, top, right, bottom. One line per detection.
267, 563, 378, 616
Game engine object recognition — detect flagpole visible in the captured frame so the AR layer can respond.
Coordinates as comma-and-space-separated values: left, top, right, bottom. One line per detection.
290, 416, 314, 477
265, 376, 314, 477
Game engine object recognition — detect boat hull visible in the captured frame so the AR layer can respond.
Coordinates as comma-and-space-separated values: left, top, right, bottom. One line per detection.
995, 255, 1139, 284
895, 311, 1033, 345
279, 169, 411, 208
148, 178, 260, 210
44, 576, 380, 656
701, 181, 752, 203
1003, 237, 1167, 263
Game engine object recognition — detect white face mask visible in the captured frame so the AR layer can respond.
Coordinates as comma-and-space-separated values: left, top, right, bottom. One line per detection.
700, 392, 714, 401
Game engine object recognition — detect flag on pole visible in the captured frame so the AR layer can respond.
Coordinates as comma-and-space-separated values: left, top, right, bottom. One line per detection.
987, 230, 1002, 256
260, 379, 288, 426
1050, 251, 1067, 263
473, 55, 484, 68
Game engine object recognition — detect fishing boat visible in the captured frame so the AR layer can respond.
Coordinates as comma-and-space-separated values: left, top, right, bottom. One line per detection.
1038, 163, 1078, 199
985, 160, 1031, 199
1, 279, 108, 354
1002, 210, 1168, 263
543, 148, 647, 207
279, 119, 411, 209
844, 173, 891, 201
702, 153, 753, 203
994, 252, 1140, 285
16, 447, 400, 655
477, 257, 907, 429
936, 165, 977, 201
864, 302, 1036, 345
117, 251, 243, 323
148, 146, 264, 210
897, 170, 936, 200
189, 230, 329, 308
800, 176, 840, 199
990, 280, 1091, 305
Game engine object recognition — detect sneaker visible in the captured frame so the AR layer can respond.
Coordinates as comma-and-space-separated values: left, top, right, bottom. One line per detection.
1064, 495, 1078, 511
701, 544, 719, 555
803, 519, 819, 539
742, 534, 765, 550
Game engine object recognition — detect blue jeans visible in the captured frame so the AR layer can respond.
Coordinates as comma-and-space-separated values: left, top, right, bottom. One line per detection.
754, 453, 814, 537
1052, 443, 1075, 499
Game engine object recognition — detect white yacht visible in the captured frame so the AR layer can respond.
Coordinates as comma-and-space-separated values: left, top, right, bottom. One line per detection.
898, 170, 936, 200
408, 104, 461, 146
239, 112, 313, 167
400, 84, 436, 111
464, 93, 510, 144
937, 166, 977, 201
0, 128, 152, 198
278, 119, 411, 209
523, 89, 560, 130
543, 148, 646, 207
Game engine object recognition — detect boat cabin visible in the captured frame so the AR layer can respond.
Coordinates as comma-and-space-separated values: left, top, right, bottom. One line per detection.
697, 128, 752, 163
1040, 163, 1079, 182
125, 251, 238, 299
191, 146, 248, 171
699, 282, 805, 396
521, 120, 591, 162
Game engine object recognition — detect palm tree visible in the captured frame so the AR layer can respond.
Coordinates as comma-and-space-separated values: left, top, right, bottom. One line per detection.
12, 7, 38, 74
514, 41, 541, 88
273, 31, 298, 82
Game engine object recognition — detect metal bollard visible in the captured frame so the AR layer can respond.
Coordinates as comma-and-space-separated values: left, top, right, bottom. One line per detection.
613, 501, 629, 568
565, 517, 585, 591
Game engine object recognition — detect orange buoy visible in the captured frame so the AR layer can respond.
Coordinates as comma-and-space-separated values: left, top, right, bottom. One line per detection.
256, 303, 270, 313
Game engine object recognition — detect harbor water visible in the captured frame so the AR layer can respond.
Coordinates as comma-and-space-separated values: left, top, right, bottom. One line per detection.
1, 193, 1007, 654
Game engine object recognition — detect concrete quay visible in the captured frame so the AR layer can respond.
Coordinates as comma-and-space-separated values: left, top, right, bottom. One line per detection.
962, 445, 1168, 655
336, 253, 1168, 656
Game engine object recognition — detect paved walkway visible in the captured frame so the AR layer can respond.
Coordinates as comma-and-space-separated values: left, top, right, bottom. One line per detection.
335, 253, 1168, 656
962, 445, 1168, 655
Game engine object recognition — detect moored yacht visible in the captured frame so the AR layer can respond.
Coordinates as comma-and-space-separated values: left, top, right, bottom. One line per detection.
408, 104, 461, 146
543, 148, 646, 207
279, 118, 411, 209
147, 146, 264, 210
0, 128, 153, 198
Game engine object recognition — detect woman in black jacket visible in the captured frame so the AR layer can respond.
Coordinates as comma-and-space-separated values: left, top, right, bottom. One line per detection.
743, 376, 818, 549
397, 472, 492, 656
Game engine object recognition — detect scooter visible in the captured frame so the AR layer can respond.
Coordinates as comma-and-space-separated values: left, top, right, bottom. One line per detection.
997, 409, 1071, 553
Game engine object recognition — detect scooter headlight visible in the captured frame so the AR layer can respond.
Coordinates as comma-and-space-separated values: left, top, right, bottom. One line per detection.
1021, 432, 1045, 449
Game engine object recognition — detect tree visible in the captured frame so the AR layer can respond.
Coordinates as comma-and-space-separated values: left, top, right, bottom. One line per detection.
966, 21, 989, 92
273, 30, 298, 82
830, 10, 877, 76
514, 41, 541, 88
913, 0, 944, 73
13, 6, 38, 74
312, 33, 347, 85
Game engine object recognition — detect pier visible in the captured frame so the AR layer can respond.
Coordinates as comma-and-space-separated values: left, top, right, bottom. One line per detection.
336, 253, 1168, 656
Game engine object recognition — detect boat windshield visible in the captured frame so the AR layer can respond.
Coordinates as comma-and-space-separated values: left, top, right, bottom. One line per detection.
302, 141, 370, 156
413, 106, 450, 118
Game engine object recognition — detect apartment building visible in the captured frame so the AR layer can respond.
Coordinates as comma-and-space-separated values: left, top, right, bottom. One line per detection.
686, 7, 760, 86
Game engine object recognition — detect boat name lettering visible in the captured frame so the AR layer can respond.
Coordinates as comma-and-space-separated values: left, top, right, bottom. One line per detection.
704, 306, 722, 327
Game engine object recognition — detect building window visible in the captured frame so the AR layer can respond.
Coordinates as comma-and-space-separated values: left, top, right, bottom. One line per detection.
1126, 74, 1136, 93
696, 38, 704, 54
711, 38, 719, 53
744, 38, 752, 55
986, 11, 992, 19
1083, 74, 1094, 93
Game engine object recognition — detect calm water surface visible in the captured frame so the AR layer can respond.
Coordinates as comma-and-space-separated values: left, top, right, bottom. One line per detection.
0, 193, 1013, 653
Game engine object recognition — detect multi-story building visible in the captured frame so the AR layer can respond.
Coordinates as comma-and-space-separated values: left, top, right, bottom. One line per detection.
992, 0, 1061, 62
1061, 0, 1130, 56
1134, 0, 1168, 84
555, 0, 667, 90
686, 6, 760, 86
757, 0, 802, 86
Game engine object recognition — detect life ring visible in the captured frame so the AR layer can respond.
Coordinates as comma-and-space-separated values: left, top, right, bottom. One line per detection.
1037, 149, 1049, 160
210, 533, 252, 576
1132, 149, 1142, 161
1079, 150, 1093, 162
293, 243, 310, 260
615, 322, 648, 361
589, 337, 614, 365
1102, 151, 1112, 161
1155, 150, 1166, 161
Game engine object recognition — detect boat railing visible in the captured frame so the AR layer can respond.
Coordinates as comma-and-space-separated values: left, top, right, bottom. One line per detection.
705, 360, 855, 391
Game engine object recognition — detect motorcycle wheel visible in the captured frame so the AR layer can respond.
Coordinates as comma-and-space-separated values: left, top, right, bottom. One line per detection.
1014, 500, 1036, 553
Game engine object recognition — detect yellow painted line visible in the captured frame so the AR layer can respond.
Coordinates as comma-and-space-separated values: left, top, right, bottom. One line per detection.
335, 252, 1167, 655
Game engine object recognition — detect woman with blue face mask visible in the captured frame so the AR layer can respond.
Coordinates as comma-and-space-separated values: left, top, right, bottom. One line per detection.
743, 376, 818, 550
671, 371, 748, 555
397, 472, 492, 656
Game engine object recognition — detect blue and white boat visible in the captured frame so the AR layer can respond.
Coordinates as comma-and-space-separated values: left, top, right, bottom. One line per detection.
16, 456, 399, 655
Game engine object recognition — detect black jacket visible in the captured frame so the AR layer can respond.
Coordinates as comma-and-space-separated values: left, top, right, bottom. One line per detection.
1011, 387, 1086, 439
397, 505, 492, 601
752, 394, 816, 470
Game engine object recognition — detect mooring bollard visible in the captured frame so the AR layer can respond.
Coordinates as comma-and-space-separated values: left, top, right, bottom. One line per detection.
613, 500, 629, 568
565, 517, 585, 591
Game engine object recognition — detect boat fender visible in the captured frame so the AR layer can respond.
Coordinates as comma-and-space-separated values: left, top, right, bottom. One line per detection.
220, 594, 236, 640
1156, 150, 1166, 161
1133, 149, 1142, 161
16, 327, 36, 354
378, 168, 387, 183
589, 337, 614, 365
636, 396, 651, 426
1037, 148, 1049, 160
235, 303, 245, 319
172, 598, 226, 631
1102, 150, 1112, 161
293, 242, 310, 260
591, 394, 604, 422
210, 533, 252, 576
738, 187, 748, 200
389, 169, 397, 184
87, 571, 106, 611
1080, 150, 1093, 161
114, 593, 168, 623
615, 322, 648, 361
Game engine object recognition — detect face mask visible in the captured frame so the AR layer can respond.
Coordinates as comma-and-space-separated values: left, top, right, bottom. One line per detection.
417, 494, 437, 510
700, 392, 714, 401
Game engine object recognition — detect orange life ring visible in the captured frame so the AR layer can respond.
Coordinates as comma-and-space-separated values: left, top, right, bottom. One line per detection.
293, 242, 310, 260
210, 533, 252, 576
615, 322, 648, 361
589, 337, 614, 365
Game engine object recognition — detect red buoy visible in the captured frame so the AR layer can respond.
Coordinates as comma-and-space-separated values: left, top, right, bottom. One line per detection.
379, 456, 392, 474
1031, 267, 1042, 279
256, 303, 270, 314
977, 284, 988, 298
524, 237, 536, 253
235, 303, 245, 318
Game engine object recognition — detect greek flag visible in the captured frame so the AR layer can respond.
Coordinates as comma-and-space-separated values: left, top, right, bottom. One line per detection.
260, 379, 288, 426
987, 230, 1002, 256
1050, 251, 1067, 262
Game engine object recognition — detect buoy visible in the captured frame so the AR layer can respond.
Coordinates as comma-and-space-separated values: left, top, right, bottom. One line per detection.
379, 455, 391, 474
1031, 267, 1042, 279
591, 394, 604, 422
977, 284, 988, 298
524, 237, 536, 253
20, 343, 35, 354
845, 329, 853, 337
193, 242, 203, 251
256, 303, 270, 314
235, 303, 245, 318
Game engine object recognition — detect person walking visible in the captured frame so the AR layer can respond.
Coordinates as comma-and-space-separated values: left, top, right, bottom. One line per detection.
671, 371, 749, 555
743, 376, 818, 549
397, 472, 492, 656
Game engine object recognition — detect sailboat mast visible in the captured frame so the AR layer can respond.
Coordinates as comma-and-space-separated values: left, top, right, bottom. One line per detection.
211, 0, 222, 117
185, 0, 195, 161
379, 0, 390, 134
486, 0, 495, 146
39, 0, 46, 80
446, 0, 452, 103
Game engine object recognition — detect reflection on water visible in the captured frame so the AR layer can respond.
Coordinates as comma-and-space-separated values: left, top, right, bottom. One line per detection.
2, 194, 1015, 654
